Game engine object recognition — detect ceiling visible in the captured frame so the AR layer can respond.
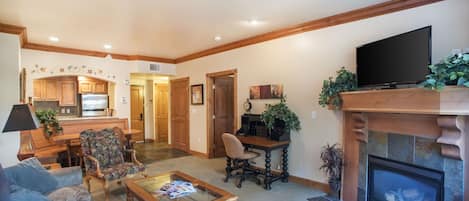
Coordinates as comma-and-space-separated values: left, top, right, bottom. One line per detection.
0, 0, 388, 59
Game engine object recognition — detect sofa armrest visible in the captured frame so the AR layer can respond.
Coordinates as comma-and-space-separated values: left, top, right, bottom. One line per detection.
49, 166, 83, 188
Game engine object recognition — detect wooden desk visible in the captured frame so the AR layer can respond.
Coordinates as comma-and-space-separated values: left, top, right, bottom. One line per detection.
52, 129, 143, 167
235, 135, 290, 190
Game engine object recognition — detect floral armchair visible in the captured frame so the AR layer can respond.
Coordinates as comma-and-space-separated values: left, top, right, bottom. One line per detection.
79, 128, 146, 201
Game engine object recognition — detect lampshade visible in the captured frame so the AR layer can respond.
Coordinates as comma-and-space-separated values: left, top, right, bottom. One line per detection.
2, 104, 40, 132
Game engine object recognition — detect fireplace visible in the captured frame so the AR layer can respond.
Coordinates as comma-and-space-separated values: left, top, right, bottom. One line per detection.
367, 155, 444, 201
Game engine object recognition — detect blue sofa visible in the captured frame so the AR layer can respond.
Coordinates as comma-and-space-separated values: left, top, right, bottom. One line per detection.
0, 158, 91, 201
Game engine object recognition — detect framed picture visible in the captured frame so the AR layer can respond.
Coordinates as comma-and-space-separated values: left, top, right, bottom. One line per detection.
249, 84, 283, 99
191, 84, 204, 105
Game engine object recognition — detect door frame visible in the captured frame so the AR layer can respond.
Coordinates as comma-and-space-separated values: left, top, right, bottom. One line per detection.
206, 69, 238, 158
130, 85, 145, 142
170, 77, 190, 152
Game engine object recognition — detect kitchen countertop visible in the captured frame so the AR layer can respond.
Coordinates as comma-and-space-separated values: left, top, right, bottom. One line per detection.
57, 116, 119, 121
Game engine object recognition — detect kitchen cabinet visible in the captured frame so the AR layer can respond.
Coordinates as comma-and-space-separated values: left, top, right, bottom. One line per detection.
78, 77, 107, 94
33, 77, 77, 106
58, 81, 77, 106
33, 79, 59, 101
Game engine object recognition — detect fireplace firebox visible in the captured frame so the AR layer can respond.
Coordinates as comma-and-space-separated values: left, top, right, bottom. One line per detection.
367, 155, 444, 201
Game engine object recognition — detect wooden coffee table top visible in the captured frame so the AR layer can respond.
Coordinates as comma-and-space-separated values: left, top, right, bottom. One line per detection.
125, 171, 238, 201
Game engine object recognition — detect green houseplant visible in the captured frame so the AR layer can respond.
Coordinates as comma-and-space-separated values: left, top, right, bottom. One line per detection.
422, 52, 469, 90
320, 143, 343, 198
319, 67, 357, 109
36, 109, 63, 137
261, 97, 301, 141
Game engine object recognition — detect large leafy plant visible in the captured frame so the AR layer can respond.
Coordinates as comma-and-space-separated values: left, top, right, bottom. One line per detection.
423, 52, 469, 90
36, 109, 63, 137
261, 97, 301, 132
319, 67, 357, 109
320, 143, 343, 196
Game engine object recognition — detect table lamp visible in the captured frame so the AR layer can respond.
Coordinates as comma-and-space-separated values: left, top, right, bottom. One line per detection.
3, 104, 40, 133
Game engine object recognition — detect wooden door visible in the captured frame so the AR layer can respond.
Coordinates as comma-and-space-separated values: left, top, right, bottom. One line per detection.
212, 76, 234, 157
155, 84, 169, 143
170, 78, 189, 152
130, 85, 145, 142
59, 81, 77, 106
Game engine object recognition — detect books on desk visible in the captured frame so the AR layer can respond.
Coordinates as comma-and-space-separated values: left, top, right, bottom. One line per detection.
155, 180, 197, 199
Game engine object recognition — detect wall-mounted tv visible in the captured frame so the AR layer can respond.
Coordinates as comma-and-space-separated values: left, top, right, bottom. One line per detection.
356, 26, 432, 88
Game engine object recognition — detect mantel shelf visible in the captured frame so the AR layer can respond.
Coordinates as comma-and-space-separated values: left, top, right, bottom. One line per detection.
338, 86, 469, 115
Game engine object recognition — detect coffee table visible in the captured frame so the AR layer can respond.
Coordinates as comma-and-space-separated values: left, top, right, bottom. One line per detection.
125, 171, 238, 201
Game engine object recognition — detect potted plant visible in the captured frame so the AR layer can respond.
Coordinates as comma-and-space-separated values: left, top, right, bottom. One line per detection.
320, 143, 343, 198
261, 97, 301, 141
319, 67, 357, 109
36, 109, 63, 138
422, 52, 469, 90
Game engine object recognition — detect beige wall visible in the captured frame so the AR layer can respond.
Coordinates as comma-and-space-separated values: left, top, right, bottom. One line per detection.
175, 0, 469, 183
0, 33, 21, 167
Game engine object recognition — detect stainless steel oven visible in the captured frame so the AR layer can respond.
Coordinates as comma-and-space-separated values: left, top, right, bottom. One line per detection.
81, 94, 108, 117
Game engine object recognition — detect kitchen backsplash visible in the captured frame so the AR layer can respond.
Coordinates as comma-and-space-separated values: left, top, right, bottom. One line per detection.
34, 101, 79, 116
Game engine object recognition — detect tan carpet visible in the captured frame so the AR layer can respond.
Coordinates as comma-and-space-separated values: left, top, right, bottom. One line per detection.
89, 156, 326, 201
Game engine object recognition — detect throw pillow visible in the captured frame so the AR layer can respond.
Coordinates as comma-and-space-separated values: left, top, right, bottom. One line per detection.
9, 185, 48, 201
4, 158, 58, 194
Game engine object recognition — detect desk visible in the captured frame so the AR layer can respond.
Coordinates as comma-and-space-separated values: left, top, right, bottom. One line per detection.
235, 135, 290, 190
52, 129, 142, 167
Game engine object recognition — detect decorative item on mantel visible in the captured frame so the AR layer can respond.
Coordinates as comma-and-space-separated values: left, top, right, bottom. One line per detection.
318, 67, 357, 109
243, 98, 252, 113
319, 143, 343, 199
261, 96, 301, 141
422, 50, 469, 90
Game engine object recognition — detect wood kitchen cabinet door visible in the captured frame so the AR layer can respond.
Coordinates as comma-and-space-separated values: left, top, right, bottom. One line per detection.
59, 81, 77, 106
33, 79, 44, 98
79, 81, 93, 93
94, 82, 107, 94
44, 80, 59, 100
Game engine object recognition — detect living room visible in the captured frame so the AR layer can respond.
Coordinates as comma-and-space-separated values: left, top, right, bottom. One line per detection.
1, 0, 468, 201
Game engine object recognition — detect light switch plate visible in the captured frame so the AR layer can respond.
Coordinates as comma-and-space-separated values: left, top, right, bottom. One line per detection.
311, 111, 317, 119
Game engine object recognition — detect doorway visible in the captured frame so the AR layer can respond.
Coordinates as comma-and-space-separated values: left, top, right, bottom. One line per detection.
130, 85, 145, 142
155, 83, 169, 143
206, 69, 237, 158
170, 77, 190, 152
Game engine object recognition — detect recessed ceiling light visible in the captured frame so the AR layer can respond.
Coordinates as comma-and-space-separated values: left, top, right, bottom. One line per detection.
249, 19, 259, 26
48, 36, 59, 42
103, 44, 112, 50
214, 36, 222, 41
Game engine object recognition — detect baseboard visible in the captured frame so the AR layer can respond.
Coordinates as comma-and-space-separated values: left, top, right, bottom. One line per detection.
144, 139, 155, 143
190, 150, 209, 159
252, 166, 331, 193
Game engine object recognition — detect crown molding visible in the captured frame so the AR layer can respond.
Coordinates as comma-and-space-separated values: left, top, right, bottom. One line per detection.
174, 0, 442, 63
1, 0, 442, 64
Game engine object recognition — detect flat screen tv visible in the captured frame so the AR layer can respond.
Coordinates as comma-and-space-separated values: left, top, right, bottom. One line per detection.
356, 26, 431, 88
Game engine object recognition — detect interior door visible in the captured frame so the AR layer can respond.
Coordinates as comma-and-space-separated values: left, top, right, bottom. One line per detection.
130, 85, 145, 142
155, 83, 169, 143
170, 78, 189, 152
213, 76, 234, 158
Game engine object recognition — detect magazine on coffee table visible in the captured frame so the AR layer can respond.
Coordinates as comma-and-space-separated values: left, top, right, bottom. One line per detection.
155, 180, 197, 199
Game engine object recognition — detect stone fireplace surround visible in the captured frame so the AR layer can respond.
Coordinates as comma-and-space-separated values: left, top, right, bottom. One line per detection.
338, 87, 469, 201
358, 131, 462, 201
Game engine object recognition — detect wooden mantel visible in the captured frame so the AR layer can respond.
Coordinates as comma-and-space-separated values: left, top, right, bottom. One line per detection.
339, 87, 469, 201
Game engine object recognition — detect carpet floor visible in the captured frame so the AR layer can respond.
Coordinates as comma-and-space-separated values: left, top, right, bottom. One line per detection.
88, 156, 326, 201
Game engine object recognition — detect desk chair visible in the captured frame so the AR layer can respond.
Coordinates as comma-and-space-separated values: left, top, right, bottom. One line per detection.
222, 133, 261, 188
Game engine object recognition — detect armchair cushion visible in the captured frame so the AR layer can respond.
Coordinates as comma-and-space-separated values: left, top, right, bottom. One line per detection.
4, 158, 58, 194
49, 166, 83, 188
47, 186, 91, 201
89, 162, 145, 181
80, 129, 124, 170
9, 185, 48, 201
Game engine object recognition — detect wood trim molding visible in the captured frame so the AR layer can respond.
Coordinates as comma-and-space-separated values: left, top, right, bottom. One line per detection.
2, 0, 441, 64
205, 69, 238, 158
436, 116, 466, 160
174, 0, 442, 63
189, 150, 209, 159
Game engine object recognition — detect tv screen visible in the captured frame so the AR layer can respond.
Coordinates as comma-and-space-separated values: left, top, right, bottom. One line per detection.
357, 26, 431, 88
